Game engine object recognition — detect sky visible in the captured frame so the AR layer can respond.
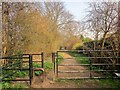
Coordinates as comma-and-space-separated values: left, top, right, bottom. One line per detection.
63, 2, 89, 21
60, 0, 119, 21
61, 0, 94, 39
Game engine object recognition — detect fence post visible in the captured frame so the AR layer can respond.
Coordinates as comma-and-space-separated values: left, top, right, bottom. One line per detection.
19, 55, 22, 69
56, 52, 58, 77
29, 54, 33, 85
89, 53, 92, 78
52, 52, 56, 74
52, 52, 56, 81
41, 52, 44, 68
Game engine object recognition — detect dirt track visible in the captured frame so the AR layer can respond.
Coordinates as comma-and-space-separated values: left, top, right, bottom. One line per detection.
58, 52, 90, 78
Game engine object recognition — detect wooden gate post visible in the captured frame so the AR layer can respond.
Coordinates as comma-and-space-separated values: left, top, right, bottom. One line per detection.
56, 52, 58, 77
52, 52, 56, 81
41, 52, 44, 68
52, 52, 56, 74
29, 54, 33, 85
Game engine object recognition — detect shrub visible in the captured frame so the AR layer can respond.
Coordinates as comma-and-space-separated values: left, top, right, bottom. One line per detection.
72, 43, 83, 50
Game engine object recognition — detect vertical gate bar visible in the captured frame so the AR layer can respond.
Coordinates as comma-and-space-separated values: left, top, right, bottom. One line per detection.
41, 52, 44, 76
54, 53, 56, 74
52, 52, 54, 63
90, 55, 92, 78
56, 52, 58, 77
29, 54, 33, 85
52, 52, 55, 74
41, 52, 44, 68
52, 52, 56, 80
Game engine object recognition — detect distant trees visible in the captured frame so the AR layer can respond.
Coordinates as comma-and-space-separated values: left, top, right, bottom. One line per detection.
2, 2, 84, 56
61, 20, 83, 49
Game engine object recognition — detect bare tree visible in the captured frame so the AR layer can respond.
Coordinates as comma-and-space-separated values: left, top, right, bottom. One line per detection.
86, 2, 118, 50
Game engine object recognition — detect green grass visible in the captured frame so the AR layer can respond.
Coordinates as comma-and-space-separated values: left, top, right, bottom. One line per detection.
68, 52, 90, 64
58, 53, 63, 65
55, 78, 120, 88
99, 79, 120, 88
14, 71, 28, 77
73, 79, 120, 88
68, 52, 102, 71
44, 62, 53, 70
1, 82, 28, 89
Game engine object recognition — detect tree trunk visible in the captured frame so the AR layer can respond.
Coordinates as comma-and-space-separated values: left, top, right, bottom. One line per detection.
101, 32, 108, 50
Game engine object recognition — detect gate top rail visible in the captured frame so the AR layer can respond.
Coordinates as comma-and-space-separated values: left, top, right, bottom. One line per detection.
0, 53, 43, 59
57, 50, 119, 52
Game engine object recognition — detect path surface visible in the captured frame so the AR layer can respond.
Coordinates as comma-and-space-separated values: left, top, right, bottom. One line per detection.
31, 52, 100, 88
58, 52, 90, 78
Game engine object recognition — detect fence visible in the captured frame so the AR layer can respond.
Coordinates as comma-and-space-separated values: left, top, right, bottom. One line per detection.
52, 50, 120, 79
0, 52, 44, 85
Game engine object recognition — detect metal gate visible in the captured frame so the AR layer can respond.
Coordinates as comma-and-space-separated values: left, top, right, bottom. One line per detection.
0, 53, 44, 85
52, 50, 120, 79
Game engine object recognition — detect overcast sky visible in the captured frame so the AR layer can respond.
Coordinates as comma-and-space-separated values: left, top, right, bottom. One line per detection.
60, 0, 119, 21
63, 1, 89, 21
60, 0, 94, 38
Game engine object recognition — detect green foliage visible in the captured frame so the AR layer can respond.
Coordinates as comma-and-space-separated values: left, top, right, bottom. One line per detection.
58, 54, 63, 65
82, 37, 92, 43
68, 52, 90, 64
1, 82, 12, 88
99, 79, 120, 88
33, 63, 41, 68
84, 40, 99, 49
14, 71, 28, 77
74, 79, 120, 88
83, 36, 120, 71
14, 51, 23, 55
33, 62, 53, 75
33, 63, 42, 76
72, 43, 83, 50
34, 71, 43, 76
44, 62, 53, 70
1, 82, 28, 89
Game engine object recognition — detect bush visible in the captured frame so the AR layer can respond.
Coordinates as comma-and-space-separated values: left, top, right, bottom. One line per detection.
72, 43, 83, 50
